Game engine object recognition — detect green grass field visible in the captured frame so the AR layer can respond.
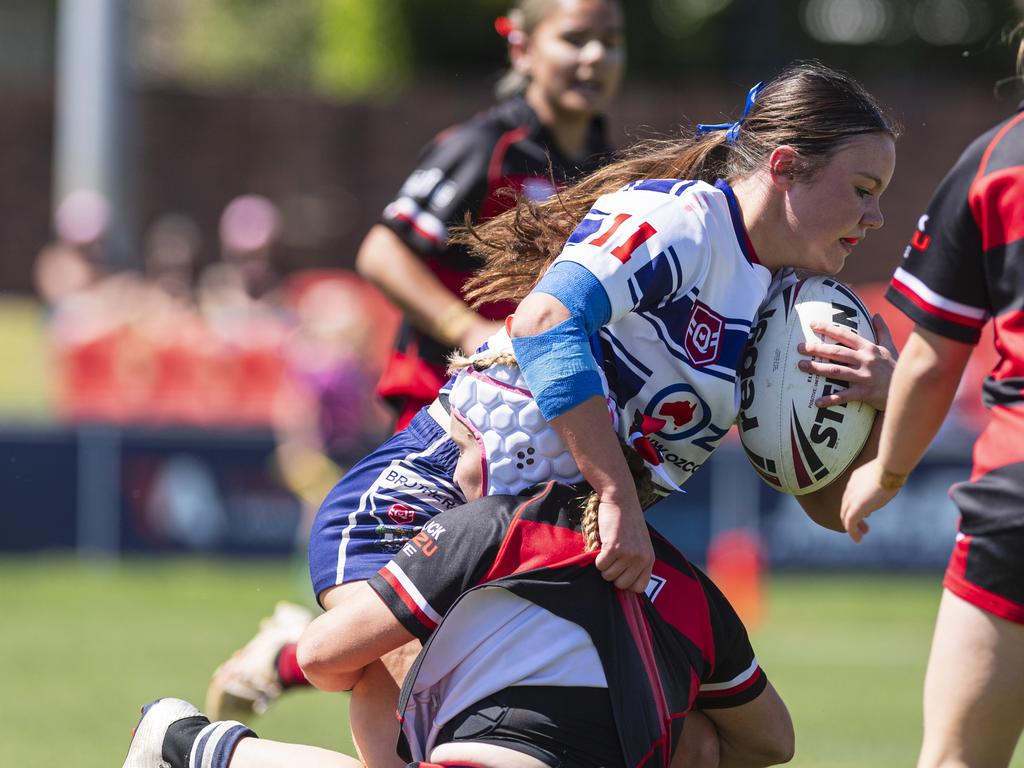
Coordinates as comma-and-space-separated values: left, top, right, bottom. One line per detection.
1, 557, 1020, 767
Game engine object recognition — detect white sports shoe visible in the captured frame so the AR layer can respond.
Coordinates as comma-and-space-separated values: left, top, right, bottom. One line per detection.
123, 698, 203, 768
205, 602, 314, 722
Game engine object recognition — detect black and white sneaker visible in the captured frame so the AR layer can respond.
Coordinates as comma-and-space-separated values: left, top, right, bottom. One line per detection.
123, 698, 255, 768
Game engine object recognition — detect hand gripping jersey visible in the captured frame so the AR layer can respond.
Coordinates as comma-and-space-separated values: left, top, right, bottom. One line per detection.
887, 106, 1024, 533
515, 179, 795, 492
376, 96, 612, 421
369, 482, 766, 767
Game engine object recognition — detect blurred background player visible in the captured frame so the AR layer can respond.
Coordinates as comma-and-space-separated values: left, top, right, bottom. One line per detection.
205, 0, 626, 742
841, 28, 1024, 768
358, 0, 625, 431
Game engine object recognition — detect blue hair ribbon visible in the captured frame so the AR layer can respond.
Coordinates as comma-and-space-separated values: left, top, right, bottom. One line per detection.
695, 81, 764, 145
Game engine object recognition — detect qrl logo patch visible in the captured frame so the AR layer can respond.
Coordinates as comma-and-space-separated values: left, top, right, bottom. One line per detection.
685, 302, 724, 366
386, 503, 417, 525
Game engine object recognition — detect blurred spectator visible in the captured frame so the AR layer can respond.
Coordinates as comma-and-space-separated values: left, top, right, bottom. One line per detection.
34, 188, 112, 308
217, 194, 283, 302
37, 191, 393, 450
143, 212, 202, 305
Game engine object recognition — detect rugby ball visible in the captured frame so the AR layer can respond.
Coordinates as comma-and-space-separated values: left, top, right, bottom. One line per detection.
737, 276, 876, 495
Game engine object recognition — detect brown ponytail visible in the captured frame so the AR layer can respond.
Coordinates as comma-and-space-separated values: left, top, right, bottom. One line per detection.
457, 61, 897, 308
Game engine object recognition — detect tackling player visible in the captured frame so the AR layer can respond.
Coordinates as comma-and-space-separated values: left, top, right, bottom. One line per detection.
124, 359, 794, 768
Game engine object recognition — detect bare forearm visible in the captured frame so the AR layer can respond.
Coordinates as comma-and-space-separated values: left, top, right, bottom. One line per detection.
875, 329, 971, 475
796, 414, 882, 531
552, 395, 637, 503
356, 224, 492, 349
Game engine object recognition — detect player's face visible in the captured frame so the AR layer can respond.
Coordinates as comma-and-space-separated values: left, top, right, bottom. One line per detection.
522, 0, 625, 119
451, 413, 484, 502
781, 132, 896, 275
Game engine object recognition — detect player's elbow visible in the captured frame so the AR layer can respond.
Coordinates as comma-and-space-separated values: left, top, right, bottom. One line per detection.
723, 720, 795, 766
295, 624, 362, 692
761, 726, 796, 765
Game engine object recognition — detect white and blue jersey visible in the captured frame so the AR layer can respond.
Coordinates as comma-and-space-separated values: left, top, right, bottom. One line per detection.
308, 179, 793, 596
526, 179, 795, 491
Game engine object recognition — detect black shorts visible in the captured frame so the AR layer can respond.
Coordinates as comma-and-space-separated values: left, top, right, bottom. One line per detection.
945, 447, 1024, 624
436, 685, 625, 768
944, 524, 1024, 624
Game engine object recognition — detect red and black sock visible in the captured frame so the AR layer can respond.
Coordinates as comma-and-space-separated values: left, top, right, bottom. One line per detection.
274, 642, 310, 688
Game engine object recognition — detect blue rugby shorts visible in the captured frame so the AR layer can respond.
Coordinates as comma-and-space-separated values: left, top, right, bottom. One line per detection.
308, 408, 462, 603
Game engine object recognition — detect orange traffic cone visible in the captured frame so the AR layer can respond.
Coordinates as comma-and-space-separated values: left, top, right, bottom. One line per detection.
706, 528, 766, 629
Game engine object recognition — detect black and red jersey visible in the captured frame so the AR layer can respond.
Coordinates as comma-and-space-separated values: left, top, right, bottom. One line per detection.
887, 106, 1024, 531
369, 482, 766, 767
376, 96, 612, 420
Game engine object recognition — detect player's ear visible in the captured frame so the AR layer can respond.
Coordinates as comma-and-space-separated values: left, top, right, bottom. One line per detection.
768, 146, 800, 191
508, 30, 532, 76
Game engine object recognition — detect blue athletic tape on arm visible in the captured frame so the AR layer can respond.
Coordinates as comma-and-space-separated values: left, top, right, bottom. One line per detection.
512, 316, 604, 421
532, 262, 611, 336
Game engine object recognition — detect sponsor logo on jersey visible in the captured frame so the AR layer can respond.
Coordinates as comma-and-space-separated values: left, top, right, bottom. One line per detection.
904, 214, 931, 259
644, 384, 712, 441
386, 503, 417, 525
382, 468, 459, 510
401, 519, 446, 558
648, 436, 704, 474
375, 524, 420, 553
685, 301, 725, 366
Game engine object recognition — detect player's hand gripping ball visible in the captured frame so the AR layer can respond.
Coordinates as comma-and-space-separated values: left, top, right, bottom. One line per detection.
738, 276, 877, 495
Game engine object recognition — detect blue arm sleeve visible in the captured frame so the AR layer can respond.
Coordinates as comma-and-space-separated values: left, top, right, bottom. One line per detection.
511, 315, 604, 422
532, 261, 611, 335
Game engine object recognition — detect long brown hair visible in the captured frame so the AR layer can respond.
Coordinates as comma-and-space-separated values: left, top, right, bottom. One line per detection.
459, 61, 897, 307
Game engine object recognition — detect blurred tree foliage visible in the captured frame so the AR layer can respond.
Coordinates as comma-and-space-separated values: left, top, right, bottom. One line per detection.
180, 0, 319, 88
314, 0, 411, 97
173, 0, 1024, 98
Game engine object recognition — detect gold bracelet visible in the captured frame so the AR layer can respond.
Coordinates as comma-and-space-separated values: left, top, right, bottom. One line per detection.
433, 302, 477, 348
877, 466, 908, 490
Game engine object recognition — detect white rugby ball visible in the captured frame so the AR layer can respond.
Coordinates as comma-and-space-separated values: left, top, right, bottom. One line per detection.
737, 276, 877, 495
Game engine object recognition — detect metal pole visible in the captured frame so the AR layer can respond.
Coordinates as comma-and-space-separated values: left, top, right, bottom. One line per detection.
53, 0, 131, 267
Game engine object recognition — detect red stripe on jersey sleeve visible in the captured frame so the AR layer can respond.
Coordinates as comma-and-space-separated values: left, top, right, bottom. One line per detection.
889, 276, 986, 330
969, 166, 1024, 251
391, 211, 445, 247
379, 566, 438, 632
698, 665, 764, 700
